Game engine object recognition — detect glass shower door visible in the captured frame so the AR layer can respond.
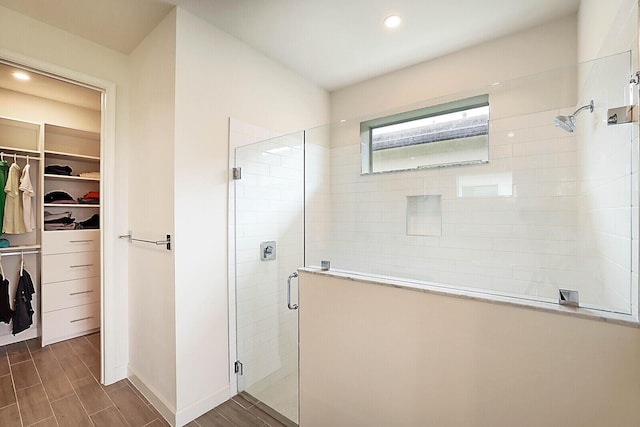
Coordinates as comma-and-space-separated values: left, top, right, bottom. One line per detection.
234, 131, 304, 425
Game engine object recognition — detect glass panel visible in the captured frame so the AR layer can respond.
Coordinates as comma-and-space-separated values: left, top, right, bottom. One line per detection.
305, 52, 635, 315
235, 131, 304, 424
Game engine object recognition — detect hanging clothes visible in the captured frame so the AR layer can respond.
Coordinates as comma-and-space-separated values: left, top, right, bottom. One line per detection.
3, 162, 25, 234
19, 163, 35, 232
0, 160, 9, 233
12, 269, 35, 335
0, 274, 12, 324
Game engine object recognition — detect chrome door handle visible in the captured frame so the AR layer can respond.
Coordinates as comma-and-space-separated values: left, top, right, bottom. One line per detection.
287, 271, 299, 310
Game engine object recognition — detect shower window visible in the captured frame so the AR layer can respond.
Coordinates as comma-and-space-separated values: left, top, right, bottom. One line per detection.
361, 94, 490, 174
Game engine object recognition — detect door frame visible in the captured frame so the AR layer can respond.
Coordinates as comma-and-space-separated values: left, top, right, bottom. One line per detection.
0, 48, 122, 384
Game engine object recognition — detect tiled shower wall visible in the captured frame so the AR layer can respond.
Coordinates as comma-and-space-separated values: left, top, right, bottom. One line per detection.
575, 52, 637, 312
309, 110, 581, 302
306, 54, 637, 314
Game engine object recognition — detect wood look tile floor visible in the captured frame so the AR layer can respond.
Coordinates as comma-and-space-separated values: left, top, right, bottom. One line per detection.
0, 334, 292, 427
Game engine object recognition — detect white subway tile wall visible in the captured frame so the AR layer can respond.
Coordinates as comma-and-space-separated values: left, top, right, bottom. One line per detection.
306, 53, 636, 314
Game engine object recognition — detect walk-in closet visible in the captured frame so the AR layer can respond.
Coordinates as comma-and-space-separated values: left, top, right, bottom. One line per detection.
0, 61, 103, 349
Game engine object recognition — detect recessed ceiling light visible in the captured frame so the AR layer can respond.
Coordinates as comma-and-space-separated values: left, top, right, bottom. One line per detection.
384, 15, 402, 29
12, 72, 30, 81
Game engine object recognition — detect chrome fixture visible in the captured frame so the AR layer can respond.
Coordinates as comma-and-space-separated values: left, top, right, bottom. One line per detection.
260, 241, 276, 261
554, 100, 594, 132
559, 289, 579, 307
287, 272, 299, 310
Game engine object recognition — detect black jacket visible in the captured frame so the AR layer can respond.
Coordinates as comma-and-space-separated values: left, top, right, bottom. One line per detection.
13, 270, 34, 335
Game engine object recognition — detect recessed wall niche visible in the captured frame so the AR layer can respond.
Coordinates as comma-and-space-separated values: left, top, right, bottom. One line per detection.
406, 195, 441, 236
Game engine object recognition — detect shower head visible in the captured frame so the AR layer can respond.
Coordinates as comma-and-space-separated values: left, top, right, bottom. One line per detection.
554, 115, 576, 132
554, 100, 594, 132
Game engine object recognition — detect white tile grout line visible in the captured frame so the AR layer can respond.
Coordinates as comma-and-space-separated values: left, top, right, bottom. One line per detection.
6, 347, 26, 427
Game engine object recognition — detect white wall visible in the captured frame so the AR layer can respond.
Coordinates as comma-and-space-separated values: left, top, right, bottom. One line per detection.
577, 0, 635, 62
173, 8, 329, 425
299, 271, 640, 427
0, 4, 130, 384
330, 15, 577, 126
127, 9, 177, 420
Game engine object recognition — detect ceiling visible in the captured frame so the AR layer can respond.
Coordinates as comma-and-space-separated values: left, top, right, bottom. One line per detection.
0, 0, 580, 92
0, 62, 101, 111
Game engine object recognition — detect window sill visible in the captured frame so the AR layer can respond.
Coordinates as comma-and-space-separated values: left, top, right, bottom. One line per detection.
298, 267, 640, 329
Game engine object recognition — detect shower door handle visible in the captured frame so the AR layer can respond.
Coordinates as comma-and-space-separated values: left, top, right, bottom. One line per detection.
287, 271, 299, 310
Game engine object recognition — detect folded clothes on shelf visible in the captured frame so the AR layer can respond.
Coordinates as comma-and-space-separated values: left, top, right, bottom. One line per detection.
44, 223, 77, 231
44, 191, 77, 204
44, 211, 75, 225
45, 165, 72, 176
78, 191, 99, 204
43, 211, 72, 221
79, 172, 100, 179
77, 214, 99, 230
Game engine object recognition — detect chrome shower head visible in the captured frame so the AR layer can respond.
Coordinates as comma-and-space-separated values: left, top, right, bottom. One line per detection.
554, 99, 594, 132
554, 115, 576, 132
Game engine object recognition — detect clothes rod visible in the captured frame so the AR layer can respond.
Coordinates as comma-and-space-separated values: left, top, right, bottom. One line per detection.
0, 250, 40, 257
0, 153, 39, 162
118, 232, 171, 250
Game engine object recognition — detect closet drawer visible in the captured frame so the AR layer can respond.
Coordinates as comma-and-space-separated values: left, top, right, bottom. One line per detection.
42, 251, 100, 284
42, 229, 100, 254
42, 277, 100, 312
42, 302, 100, 344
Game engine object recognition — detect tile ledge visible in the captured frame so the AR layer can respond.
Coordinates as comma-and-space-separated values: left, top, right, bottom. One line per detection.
298, 267, 640, 329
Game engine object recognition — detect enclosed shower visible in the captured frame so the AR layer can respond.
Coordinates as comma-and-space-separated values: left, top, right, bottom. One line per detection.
230, 51, 637, 424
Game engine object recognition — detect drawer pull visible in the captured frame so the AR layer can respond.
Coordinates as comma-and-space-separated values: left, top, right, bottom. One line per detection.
69, 290, 94, 296
69, 240, 93, 243
69, 264, 94, 269
70, 316, 93, 323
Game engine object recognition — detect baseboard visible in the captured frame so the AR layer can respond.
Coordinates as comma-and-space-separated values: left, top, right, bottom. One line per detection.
175, 384, 231, 427
103, 363, 127, 386
128, 365, 177, 426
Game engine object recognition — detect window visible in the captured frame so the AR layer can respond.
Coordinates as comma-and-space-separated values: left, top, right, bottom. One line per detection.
360, 95, 490, 174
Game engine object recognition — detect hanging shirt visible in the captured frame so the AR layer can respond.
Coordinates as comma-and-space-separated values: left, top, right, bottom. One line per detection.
0, 160, 9, 233
3, 163, 25, 234
19, 163, 35, 232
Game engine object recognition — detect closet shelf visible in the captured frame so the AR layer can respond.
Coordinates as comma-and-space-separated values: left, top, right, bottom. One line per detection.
0, 244, 41, 252
44, 174, 100, 182
44, 203, 100, 208
0, 145, 41, 156
44, 150, 100, 162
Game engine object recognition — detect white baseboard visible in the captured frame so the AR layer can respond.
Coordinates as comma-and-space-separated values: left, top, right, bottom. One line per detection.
175, 384, 231, 427
128, 365, 177, 426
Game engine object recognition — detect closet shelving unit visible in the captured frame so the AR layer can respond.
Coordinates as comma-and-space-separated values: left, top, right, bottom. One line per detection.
41, 124, 101, 346
0, 117, 43, 346
0, 117, 102, 347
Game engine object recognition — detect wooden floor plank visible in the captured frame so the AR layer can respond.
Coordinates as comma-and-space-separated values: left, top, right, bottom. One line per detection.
10, 360, 40, 391
0, 403, 22, 427
50, 394, 92, 427
16, 384, 53, 426
91, 406, 129, 427
31, 348, 75, 402
0, 374, 16, 408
